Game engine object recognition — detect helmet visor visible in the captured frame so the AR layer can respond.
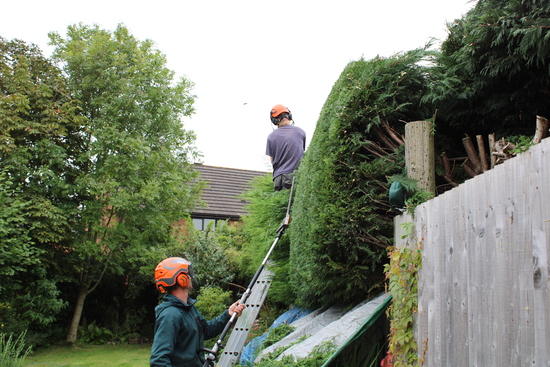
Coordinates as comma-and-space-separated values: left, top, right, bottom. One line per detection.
188, 263, 199, 288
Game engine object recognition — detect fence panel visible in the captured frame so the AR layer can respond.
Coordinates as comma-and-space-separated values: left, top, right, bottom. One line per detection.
395, 138, 550, 366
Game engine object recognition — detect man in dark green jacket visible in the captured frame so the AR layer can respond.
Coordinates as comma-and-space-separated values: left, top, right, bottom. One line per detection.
150, 257, 245, 367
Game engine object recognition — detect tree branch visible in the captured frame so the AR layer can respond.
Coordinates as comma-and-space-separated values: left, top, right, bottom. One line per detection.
533, 115, 549, 144
476, 135, 489, 172
462, 135, 482, 174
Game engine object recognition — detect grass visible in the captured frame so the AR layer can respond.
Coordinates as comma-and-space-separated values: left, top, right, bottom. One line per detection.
23, 344, 151, 367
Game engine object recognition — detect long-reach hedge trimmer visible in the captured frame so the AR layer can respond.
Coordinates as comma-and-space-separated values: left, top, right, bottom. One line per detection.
201, 178, 296, 367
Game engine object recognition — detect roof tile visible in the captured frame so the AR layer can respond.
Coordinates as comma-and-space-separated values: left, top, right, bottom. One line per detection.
192, 164, 269, 219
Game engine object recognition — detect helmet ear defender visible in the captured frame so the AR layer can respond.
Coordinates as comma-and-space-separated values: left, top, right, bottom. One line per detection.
177, 273, 189, 288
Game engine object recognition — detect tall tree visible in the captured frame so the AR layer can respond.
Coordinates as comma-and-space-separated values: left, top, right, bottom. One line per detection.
48, 24, 202, 343
0, 37, 82, 336
424, 0, 550, 139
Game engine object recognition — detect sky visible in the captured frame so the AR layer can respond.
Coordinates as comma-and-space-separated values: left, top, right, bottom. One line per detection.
3, 0, 475, 172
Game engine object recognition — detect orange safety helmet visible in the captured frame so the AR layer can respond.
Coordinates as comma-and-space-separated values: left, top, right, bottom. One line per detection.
270, 104, 292, 125
154, 257, 196, 293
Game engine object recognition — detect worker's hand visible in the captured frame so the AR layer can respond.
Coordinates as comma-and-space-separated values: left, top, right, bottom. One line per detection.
229, 301, 246, 317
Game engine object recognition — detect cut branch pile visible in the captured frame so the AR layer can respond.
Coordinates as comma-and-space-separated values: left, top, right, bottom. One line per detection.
461, 115, 548, 178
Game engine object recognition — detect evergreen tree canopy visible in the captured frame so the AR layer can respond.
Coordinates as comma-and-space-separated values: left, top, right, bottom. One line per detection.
425, 0, 550, 138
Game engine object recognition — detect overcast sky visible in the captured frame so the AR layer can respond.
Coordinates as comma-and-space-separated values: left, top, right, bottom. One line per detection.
3, 0, 475, 172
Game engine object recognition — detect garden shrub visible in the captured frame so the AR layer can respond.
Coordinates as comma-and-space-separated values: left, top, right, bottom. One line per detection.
196, 286, 232, 321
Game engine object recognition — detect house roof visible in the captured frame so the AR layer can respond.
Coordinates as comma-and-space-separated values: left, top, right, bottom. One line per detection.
192, 164, 269, 220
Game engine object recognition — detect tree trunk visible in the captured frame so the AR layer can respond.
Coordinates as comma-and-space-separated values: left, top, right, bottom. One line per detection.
439, 152, 458, 187
533, 115, 549, 144
476, 135, 489, 172
66, 282, 89, 343
488, 133, 496, 168
462, 135, 483, 174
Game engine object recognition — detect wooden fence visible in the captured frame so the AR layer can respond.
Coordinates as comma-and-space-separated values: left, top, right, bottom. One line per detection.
394, 137, 550, 366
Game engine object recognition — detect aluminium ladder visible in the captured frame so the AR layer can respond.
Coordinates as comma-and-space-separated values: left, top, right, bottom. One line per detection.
217, 266, 273, 367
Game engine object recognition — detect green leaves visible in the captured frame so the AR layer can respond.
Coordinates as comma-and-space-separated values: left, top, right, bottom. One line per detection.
196, 286, 232, 321
49, 24, 203, 343
0, 38, 82, 336
288, 50, 432, 308
2, 25, 202, 342
49, 22, 201, 258
0, 331, 31, 367
384, 244, 422, 366
239, 175, 295, 305
425, 0, 550, 136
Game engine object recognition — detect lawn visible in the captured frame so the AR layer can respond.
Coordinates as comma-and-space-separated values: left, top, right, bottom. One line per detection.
24, 344, 151, 367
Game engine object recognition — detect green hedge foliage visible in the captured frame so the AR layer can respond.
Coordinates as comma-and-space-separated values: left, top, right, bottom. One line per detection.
423, 0, 550, 140
241, 175, 296, 305
289, 49, 433, 308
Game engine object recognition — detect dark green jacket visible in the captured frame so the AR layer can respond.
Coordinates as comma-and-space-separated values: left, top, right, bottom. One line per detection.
150, 294, 231, 367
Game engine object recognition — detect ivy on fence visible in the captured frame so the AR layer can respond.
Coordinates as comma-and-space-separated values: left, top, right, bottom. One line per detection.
383, 239, 422, 367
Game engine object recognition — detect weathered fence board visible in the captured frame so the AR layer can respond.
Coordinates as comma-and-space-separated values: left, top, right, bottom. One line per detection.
395, 137, 550, 366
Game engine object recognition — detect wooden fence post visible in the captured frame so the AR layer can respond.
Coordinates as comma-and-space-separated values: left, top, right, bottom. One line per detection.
405, 121, 436, 196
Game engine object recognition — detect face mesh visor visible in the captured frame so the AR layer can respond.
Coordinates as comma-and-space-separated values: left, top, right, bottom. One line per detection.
188, 264, 199, 288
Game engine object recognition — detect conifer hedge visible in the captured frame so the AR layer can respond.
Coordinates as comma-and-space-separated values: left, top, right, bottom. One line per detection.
289, 49, 432, 308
